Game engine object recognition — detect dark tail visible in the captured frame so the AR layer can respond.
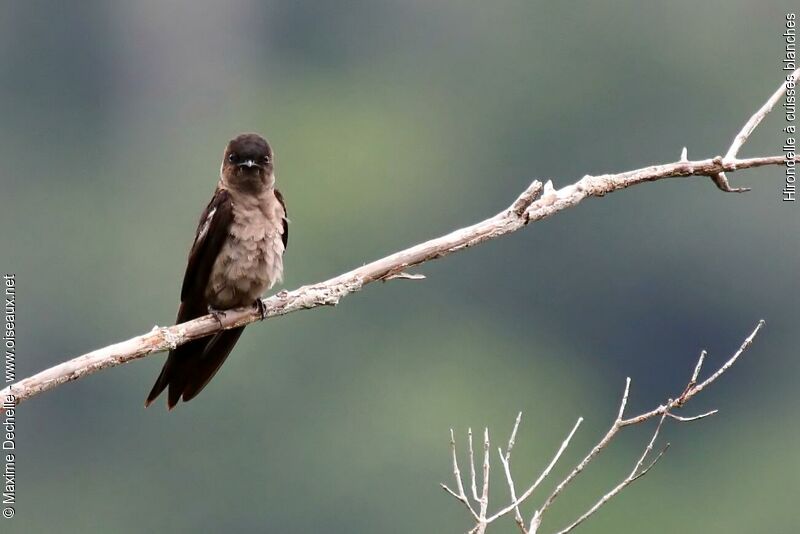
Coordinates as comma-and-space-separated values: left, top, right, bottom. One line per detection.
145, 326, 245, 409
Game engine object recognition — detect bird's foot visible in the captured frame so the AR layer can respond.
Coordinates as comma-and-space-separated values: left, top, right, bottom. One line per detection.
277, 289, 289, 299
207, 305, 227, 327
253, 299, 268, 320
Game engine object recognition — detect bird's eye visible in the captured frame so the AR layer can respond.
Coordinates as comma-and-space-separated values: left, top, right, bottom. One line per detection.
228, 153, 236, 163
262, 155, 271, 164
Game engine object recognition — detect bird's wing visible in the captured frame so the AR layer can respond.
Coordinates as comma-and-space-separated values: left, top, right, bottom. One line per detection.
180, 326, 245, 403
274, 188, 288, 249
145, 187, 235, 408
179, 187, 235, 308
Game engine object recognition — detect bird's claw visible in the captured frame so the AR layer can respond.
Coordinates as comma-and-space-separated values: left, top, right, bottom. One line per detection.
254, 299, 268, 320
207, 306, 227, 327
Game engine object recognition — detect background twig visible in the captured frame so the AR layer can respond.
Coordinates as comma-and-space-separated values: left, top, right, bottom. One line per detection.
442, 321, 765, 534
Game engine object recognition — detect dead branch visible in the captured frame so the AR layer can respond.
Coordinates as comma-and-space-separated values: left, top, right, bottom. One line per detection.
1, 68, 795, 409
441, 321, 764, 534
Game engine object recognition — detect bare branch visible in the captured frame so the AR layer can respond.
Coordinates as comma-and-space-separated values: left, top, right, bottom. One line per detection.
469, 428, 479, 503
617, 377, 631, 420
628, 319, 764, 420
477, 428, 491, 533
505, 412, 523, 461
553, 444, 670, 534
690, 350, 707, 386
441, 428, 479, 521
499, 457, 525, 531
0, 155, 787, 408
443, 321, 765, 534
497, 413, 526, 531
681, 319, 765, 402
529, 383, 632, 533
712, 67, 799, 192
726, 68, 800, 159
1, 67, 792, 413
666, 410, 717, 423
708, 170, 750, 193
553, 413, 671, 534
539, 321, 764, 530
491, 417, 583, 526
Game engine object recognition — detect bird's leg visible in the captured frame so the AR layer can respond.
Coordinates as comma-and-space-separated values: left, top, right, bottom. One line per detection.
253, 298, 268, 320
207, 305, 227, 328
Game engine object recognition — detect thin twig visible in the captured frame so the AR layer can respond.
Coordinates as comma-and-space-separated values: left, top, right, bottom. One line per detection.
725, 68, 800, 159
682, 319, 764, 401
711, 67, 799, 192
441, 428, 479, 521
478, 428, 491, 531
381, 271, 426, 281
535, 322, 763, 533
498, 451, 526, 533
690, 350, 706, 385
529, 383, 631, 533
666, 410, 717, 423
443, 322, 765, 534
469, 428, 479, 503
488, 417, 583, 524
498, 413, 526, 531
505, 412, 523, 461
553, 411, 671, 534
629, 319, 764, 420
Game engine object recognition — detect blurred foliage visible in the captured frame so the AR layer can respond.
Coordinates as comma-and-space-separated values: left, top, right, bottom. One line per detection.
0, 1, 798, 532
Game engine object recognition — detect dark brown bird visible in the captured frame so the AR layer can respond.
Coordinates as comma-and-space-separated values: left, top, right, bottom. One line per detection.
145, 133, 288, 409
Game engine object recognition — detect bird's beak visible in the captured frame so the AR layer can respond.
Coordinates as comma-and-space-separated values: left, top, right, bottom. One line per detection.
237, 160, 261, 169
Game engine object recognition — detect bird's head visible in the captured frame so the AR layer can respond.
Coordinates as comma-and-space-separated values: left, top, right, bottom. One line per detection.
221, 133, 274, 192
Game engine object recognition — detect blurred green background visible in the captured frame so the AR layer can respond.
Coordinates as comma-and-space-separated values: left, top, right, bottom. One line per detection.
1, 1, 798, 532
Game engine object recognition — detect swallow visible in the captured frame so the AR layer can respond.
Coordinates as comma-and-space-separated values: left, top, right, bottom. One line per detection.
146, 133, 288, 409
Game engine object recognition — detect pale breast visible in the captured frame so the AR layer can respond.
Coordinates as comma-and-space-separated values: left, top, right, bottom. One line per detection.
206, 190, 285, 309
